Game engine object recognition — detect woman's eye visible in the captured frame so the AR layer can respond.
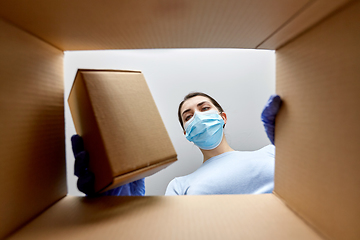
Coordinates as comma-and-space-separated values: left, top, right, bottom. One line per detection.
185, 115, 192, 122
202, 107, 210, 111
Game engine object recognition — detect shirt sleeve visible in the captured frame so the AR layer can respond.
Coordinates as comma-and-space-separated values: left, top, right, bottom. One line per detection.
165, 178, 180, 196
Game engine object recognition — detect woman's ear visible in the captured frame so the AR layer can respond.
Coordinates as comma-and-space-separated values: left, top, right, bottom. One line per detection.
220, 112, 227, 125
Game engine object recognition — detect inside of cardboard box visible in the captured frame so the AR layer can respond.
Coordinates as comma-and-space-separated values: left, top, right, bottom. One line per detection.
1, 0, 359, 239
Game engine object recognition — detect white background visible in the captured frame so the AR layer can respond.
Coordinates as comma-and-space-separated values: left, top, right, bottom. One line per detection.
64, 48, 275, 196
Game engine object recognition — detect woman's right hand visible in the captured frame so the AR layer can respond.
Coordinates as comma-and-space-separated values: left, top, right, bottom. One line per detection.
71, 134, 145, 196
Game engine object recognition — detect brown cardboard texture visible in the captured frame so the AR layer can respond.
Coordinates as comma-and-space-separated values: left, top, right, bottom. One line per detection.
8, 194, 324, 240
1, 0, 360, 240
68, 70, 177, 193
0, 19, 65, 238
0, 0, 312, 50
275, 1, 360, 239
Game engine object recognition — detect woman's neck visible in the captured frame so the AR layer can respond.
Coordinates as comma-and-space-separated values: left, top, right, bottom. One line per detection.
201, 136, 235, 163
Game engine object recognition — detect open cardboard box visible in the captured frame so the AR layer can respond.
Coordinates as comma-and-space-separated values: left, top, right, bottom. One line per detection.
0, 0, 359, 239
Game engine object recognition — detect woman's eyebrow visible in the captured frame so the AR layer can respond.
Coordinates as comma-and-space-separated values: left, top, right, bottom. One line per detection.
182, 101, 209, 117
197, 101, 208, 108
182, 108, 191, 117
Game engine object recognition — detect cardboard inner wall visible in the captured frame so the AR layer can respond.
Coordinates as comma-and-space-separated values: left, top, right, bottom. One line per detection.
8, 195, 323, 240
0, 19, 66, 239
274, 1, 360, 240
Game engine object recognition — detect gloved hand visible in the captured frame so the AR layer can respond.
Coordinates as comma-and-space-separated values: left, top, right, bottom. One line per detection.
71, 134, 145, 196
261, 95, 282, 145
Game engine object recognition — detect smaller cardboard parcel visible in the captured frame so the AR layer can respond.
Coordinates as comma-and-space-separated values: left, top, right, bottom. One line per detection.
68, 69, 177, 193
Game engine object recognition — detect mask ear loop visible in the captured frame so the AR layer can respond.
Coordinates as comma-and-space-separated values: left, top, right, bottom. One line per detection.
219, 111, 226, 128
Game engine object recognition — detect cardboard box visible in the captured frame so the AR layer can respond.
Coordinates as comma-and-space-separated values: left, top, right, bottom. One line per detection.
68, 69, 177, 193
0, 0, 359, 239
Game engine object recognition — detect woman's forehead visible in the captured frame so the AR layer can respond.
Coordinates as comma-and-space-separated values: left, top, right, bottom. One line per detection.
181, 96, 213, 113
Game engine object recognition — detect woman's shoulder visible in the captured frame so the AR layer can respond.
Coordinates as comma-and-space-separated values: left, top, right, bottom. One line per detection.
256, 144, 275, 157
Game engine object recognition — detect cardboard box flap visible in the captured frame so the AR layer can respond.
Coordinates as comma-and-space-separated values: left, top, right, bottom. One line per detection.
275, 1, 360, 240
258, 0, 351, 49
0, 0, 311, 50
8, 195, 324, 240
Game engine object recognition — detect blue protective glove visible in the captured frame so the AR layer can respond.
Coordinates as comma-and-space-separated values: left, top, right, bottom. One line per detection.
261, 95, 282, 145
71, 134, 145, 196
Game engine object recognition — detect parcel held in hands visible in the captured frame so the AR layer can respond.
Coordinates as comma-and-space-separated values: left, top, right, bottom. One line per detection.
68, 69, 177, 193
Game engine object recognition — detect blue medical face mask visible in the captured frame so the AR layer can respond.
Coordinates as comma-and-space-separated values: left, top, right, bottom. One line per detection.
184, 110, 225, 150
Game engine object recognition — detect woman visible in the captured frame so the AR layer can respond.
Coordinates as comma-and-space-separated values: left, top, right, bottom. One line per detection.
165, 92, 275, 195
72, 93, 282, 196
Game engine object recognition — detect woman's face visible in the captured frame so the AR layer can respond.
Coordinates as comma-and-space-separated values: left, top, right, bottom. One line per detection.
180, 96, 226, 132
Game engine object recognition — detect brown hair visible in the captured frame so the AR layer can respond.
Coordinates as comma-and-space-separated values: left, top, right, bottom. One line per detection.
178, 92, 224, 130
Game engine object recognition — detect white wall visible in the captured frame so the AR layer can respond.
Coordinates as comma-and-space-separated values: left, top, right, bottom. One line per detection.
64, 48, 275, 196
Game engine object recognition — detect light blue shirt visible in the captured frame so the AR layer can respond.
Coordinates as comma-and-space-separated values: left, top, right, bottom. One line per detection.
165, 145, 275, 195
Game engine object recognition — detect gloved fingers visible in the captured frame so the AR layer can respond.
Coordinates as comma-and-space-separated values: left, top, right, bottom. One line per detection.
261, 95, 282, 124
133, 178, 145, 186
100, 180, 145, 196
74, 151, 90, 177
71, 135, 97, 196
71, 134, 84, 156
115, 184, 132, 196
263, 123, 275, 145
130, 178, 146, 196
77, 170, 96, 196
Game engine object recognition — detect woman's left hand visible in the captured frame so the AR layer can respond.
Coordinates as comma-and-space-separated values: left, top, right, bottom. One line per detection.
261, 95, 282, 145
